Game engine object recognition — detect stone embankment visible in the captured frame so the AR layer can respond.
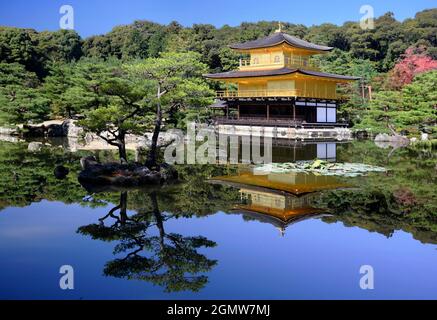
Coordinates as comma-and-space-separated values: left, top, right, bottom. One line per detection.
0, 120, 178, 154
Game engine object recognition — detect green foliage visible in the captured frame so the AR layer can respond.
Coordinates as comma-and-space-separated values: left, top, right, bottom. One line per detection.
127, 52, 214, 165
357, 90, 403, 131
0, 27, 41, 74
0, 141, 89, 210
357, 70, 437, 131
0, 9, 436, 130
0, 62, 50, 124
34, 30, 82, 64
402, 70, 437, 125
73, 60, 149, 161
78, 9, 436, 73
313, 140, 437, 244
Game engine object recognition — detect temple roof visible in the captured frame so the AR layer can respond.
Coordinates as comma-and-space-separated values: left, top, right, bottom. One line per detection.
233, 208, 328, 230
204, 67, 361, 81
209, 172, 349, 195
229, 32, 333, 52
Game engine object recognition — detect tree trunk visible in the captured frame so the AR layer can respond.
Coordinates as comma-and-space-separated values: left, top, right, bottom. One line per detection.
119, 191, 128, 224
118, 132, 127, 163
146, 92, 163, 169
150, 192, 165, 250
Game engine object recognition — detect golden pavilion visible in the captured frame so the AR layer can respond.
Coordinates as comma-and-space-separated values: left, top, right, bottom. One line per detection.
204, 26, 360, 128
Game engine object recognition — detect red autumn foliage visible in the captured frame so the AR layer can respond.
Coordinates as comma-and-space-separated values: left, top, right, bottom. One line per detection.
393, 187, 417, 208
388, 46, 437, 89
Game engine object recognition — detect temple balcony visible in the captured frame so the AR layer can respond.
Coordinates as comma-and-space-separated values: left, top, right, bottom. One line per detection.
216, 89, 347, 100
239, 56, 320, 71
213, 116, 348, 129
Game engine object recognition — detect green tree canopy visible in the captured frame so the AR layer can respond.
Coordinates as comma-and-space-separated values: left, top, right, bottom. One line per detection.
126, 51, 214, 167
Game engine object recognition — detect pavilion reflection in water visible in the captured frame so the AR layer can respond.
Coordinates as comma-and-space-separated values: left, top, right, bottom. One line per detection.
221, 138, 340, 163
210, 170, 348, 236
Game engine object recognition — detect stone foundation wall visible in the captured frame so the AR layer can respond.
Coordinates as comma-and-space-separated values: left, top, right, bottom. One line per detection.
217, 124, 352, 140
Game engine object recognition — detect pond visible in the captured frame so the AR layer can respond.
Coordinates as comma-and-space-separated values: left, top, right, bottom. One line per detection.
0, 138, 436, 299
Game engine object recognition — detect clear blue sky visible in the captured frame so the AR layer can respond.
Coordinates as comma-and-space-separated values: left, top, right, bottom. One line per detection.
0, 0, 434, 38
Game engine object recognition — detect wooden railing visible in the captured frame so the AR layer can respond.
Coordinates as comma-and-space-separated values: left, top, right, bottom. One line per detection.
239, 56, 319, 71
214, 116, 348, 128
216, 89, 346, 100
284, 56, 319, 70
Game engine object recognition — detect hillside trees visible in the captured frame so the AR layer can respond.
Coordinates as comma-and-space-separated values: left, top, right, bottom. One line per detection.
358, 70, 437, 131
0, 62, 50, 124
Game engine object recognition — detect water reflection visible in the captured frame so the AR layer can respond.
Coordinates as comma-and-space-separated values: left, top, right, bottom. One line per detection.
272, 140, 341, 162
210, 170, 349, 236
0, 139, 436, 298
77, 188, 218, 293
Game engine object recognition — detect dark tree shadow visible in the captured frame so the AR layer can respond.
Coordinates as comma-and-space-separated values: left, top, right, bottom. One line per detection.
77, 190, 218, 293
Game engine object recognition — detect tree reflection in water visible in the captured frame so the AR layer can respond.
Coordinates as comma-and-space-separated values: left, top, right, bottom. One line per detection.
77, 189, 218, 293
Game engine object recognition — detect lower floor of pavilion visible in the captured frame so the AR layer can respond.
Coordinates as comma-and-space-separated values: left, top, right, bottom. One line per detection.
211, 98, 347, 128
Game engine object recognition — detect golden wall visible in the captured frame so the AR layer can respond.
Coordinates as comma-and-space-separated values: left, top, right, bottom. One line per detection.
235, 78, 338, 99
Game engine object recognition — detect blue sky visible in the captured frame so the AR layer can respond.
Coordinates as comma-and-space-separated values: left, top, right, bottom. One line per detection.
0, 0, 434, 38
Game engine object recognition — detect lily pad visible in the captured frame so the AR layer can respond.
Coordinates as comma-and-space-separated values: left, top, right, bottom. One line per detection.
253, 160, 387, 177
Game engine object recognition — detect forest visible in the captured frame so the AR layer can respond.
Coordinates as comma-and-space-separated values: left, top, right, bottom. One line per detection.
0, 8, 436, 134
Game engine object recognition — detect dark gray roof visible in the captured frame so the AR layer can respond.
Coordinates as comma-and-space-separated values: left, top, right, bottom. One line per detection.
299, 69, 361, 80
230, 32, 333, 52
204, 67, 360, 81
232, 209, 329, 230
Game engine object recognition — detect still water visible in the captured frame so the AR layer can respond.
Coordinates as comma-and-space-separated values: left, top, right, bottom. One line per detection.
0, 139, 436, 299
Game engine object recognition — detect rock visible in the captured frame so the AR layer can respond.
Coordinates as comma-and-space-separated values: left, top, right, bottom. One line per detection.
376, 139, 410, 149
28, 142, 43, 152
374, 133, 409, 147
54, 165, 69, 179
133, 166, 151, 175
47, 124, 65, 137
62, 119, 84, 138
421, 133, 429, 141
80, 156, 100, 170
374, 133, 390, 142
393, 135, 410, 145
78, 157, 178, 187
410, 137, 418, 143
400, 129, 409, 136
160, 163, 179, 181
419, 125, 433, 134
84, 132, 94, 144
0, 126, 19, 136
0, 134, 21, 143
353, 130, 370, 139
23, 125, 46, 137
24, 120, 65, 137
374, 141, 391, 149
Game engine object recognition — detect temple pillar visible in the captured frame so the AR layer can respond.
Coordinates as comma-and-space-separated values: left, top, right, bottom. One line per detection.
267, 105, 270, 120
293, 103, 296, 122
237, 105, 240, 119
